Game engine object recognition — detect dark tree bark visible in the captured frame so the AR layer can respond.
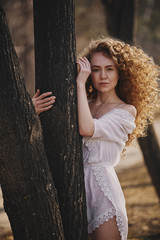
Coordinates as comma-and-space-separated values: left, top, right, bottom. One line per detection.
138, 125, 160, 198
0, 7, 64, 240
101, 0, 160, 199
137, 128, 160, 199
33, 1, 88, 240
101, 0, 137, 43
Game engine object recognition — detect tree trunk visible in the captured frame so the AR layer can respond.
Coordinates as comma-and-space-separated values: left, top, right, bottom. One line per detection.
101, 0, 137, 43
0, 7, 64, 240
33, 1, 88, 240
137, 125, 160, 198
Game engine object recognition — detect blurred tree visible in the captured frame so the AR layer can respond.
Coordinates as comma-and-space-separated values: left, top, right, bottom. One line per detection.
75, 0, 107, 53
0, 7, 64, 240
138, 125, 160, 199
136, 0, 160, 64
101, 0, 136, 43
101, 0, 160, 199
33, 1, 88, 240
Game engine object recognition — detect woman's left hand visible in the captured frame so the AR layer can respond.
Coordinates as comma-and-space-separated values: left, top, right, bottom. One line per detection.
32, 89, 56, 115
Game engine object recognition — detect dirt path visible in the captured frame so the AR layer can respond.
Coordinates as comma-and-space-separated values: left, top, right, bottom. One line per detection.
119, 162, 160, 240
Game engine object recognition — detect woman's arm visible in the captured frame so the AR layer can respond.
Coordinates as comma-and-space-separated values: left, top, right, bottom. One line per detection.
76, 57, 94, 137
32, 89, 56, 114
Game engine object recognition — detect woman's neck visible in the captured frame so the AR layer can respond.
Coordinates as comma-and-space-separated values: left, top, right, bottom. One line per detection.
95, 90, 120, 105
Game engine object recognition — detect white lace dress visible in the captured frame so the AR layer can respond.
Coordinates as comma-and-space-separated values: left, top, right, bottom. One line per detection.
82, 108, 136, 240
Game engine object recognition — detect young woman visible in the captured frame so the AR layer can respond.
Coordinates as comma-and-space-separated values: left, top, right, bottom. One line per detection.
33, 37, 159, 240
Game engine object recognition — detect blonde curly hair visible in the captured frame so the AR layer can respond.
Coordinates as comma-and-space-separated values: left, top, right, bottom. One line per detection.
79, 36, 160, 146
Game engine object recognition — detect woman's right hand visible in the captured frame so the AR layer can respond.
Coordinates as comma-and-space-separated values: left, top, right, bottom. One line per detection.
76, 57, 94, 137
76, 57, 91, 85
32, 89, 56, 115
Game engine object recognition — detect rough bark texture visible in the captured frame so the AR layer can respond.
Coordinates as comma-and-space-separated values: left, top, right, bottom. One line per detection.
0, 7, 64, 240
33, 1, 88, 240
137, 125, 160, 199
101, 0, 136, 43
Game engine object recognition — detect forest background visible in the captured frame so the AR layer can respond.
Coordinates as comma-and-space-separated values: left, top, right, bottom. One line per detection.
0, 0, 160, 239
1, 0, 160, 97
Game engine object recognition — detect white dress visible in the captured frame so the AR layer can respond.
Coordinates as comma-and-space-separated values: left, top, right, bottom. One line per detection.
82, 107, 136, 240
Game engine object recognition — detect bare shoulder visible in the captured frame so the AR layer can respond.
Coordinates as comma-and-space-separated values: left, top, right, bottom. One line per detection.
119, 104, 137, 118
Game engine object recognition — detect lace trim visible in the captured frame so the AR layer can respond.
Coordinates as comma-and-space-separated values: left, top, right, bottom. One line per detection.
88, 208, 116, 234
83, 140, 96, 152
82, 140, 98, 164
92, 166, 126, 240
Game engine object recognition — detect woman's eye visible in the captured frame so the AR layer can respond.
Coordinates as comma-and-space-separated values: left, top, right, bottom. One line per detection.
92, 69, 99, 72
107, 68, 113, 71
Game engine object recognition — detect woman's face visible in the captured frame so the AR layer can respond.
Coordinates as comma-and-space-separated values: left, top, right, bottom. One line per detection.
90, 52, 119, 93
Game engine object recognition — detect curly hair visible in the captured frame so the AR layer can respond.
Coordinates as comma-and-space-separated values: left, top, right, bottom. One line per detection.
79, 36, 160, 146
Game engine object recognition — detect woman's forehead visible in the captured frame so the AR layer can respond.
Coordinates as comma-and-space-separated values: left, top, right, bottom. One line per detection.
90, 52, 115, 66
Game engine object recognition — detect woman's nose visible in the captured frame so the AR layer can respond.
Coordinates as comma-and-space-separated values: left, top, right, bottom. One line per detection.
101, 69, 107, 79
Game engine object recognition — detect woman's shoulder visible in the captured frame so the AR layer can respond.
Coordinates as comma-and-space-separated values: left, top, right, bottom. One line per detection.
118, 103, 137, 118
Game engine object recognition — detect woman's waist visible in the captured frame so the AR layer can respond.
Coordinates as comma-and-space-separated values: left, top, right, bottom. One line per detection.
83, 150, 120, 167
83, 161, 117, 168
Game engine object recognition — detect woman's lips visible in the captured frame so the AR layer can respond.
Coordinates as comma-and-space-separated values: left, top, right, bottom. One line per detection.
99, 82, 109, 86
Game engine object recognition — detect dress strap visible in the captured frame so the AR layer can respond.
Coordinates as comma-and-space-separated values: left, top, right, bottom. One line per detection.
115, 103, 126, 108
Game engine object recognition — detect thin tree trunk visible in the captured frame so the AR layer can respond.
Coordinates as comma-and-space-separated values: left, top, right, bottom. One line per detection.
137, 125, 160, 198
101, 0, 137, 43
33, 1, 88, 240
0, 7, 64, 240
